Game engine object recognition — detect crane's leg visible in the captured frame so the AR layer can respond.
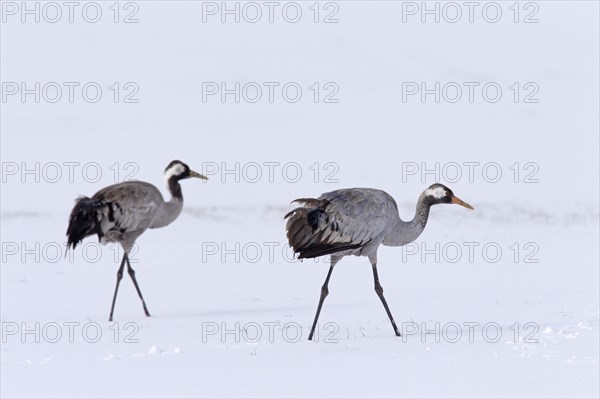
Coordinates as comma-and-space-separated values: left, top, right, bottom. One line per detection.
308, 256, 340, 341
125, 254, 151, 317
109, 254, 127, 322
371, 262, 401, 337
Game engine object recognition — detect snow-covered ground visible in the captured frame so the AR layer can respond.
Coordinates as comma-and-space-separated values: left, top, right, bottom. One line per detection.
1, 2, 599, 398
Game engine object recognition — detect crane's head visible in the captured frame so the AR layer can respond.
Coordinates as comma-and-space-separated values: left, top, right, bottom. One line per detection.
164, 160, 208, 182
424, 183, 474, 210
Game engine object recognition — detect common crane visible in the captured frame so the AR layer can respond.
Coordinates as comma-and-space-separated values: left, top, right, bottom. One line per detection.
66, 160, 207, 321
285, 183, 474, 340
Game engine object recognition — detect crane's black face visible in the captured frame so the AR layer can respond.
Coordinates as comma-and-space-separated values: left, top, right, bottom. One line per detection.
164, 160, 208, 181
424, 183, 474, 210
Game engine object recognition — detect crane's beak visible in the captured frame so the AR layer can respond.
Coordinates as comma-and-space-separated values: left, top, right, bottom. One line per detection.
189, 170, 209, 180
451, 196, 474, 210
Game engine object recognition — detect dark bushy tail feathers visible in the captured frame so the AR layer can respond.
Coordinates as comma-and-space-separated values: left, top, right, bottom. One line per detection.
285, 198, 363, 259
66, 196, 106, 250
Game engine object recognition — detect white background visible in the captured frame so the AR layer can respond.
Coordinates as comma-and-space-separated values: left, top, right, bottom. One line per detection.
1, 1, 599, 397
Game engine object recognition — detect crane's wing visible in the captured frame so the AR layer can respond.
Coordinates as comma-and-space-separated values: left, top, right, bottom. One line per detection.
92, 181, 163, 233
284, 188, 397, 259
66, 181, 163, 249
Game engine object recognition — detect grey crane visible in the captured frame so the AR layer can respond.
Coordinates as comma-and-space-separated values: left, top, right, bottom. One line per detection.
285, 183, 474, 340
66, 160, 207, 321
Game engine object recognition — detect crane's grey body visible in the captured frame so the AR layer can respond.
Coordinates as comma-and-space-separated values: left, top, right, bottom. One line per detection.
285, 184, 474, 340
66, 160, 207, 321
286, 188, 431, 259
89, 181, 184, 252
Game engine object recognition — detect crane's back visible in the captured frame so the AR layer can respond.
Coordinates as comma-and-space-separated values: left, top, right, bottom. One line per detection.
67, 181, 167, 251
285, 187, 400, 259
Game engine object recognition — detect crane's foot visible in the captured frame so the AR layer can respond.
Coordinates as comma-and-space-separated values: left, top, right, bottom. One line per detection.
142, 303, 151, 317
391, 320, 402, 337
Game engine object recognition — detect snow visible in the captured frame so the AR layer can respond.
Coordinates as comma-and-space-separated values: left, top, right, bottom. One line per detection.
1, 2, 599, 398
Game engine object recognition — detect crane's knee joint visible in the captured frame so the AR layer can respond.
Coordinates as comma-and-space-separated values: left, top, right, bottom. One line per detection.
320, 286, 329, 297
375, 285, 384, 295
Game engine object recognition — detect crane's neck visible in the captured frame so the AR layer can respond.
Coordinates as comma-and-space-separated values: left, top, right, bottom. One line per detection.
384, 192, 431, 247
152, 178, 184, 229
168, 177, 184, 200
